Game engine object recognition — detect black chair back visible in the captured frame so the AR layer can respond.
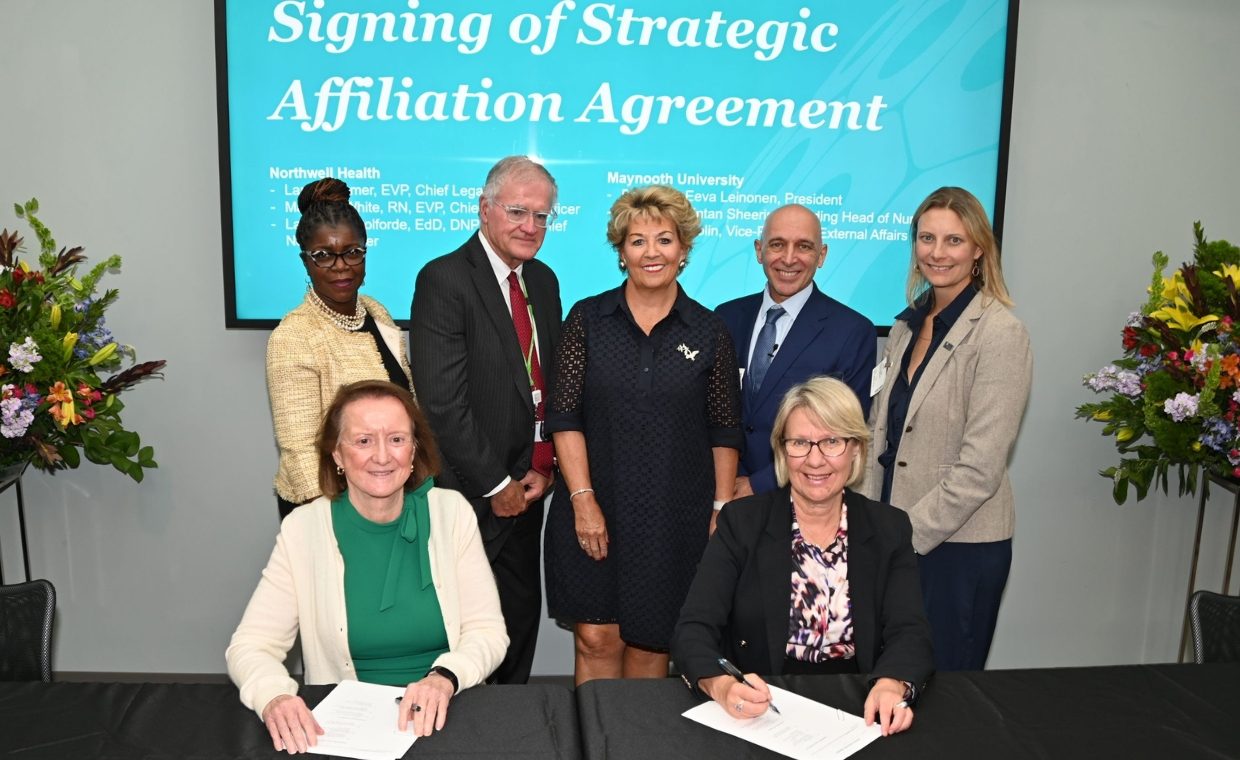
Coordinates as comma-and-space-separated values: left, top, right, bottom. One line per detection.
0, 579, 55, 681
1189, 589, 1240, 664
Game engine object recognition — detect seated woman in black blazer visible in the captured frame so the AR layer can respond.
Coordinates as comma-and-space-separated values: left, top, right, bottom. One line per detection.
671, 377, 933, 736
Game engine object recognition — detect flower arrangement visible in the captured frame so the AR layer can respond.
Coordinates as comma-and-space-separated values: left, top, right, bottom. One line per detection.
1078, 223, 1240, 503
0, 199, 166, 481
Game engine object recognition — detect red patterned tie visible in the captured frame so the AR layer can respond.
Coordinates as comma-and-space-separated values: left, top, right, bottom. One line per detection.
508, 271, 554, 476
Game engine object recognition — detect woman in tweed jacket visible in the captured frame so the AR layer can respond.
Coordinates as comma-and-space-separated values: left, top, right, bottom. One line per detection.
862, 187, 1032, 672
267, 178, 414, 518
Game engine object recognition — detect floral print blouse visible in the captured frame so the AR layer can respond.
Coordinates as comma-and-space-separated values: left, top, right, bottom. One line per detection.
786, 505, 855, 662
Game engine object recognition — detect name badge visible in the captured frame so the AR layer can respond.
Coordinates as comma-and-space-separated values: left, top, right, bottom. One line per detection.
532, 388, 542, 406
870, 359, 888, 398
534, 421, 547, 443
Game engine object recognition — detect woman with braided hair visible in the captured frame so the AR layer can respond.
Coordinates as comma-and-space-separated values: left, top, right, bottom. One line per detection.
266, 177, 415, 519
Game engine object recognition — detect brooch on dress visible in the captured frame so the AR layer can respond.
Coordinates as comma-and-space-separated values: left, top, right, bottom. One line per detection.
676, 343, 700, 361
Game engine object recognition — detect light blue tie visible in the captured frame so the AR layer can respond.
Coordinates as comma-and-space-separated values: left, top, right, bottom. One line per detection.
747, 305, 785, 399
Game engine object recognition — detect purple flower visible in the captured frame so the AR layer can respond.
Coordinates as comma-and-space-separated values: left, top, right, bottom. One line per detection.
1164, 392, 1200, 422
1085, 365, 1143, 397
1199, 417, 1237, 454
7, 337, 41, 373
0, 385, 34, 438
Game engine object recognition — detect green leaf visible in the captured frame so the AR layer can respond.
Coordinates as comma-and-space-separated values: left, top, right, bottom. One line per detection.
1113, 477, 1129, 505
138, 446, 155, 465
60, 445, 81, 468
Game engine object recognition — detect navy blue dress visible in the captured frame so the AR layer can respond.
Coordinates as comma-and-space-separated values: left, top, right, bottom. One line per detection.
544, 285, 742, 649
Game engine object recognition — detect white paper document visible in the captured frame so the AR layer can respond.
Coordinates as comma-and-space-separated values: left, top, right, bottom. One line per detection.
308, 680, 416, 760
682, 685, 881, 760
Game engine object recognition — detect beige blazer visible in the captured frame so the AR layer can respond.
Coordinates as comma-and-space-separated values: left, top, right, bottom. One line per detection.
862, 295, 1032, 554
225, 489, 509, 718
266, 295, 413, 503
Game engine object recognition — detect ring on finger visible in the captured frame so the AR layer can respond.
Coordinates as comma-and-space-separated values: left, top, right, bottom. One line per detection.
413, 704, 423, 712
894, 700, 909, 709
734, 701, 744, 712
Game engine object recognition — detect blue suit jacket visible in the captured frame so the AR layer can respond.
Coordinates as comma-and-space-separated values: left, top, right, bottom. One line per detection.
716, 285, 876, 493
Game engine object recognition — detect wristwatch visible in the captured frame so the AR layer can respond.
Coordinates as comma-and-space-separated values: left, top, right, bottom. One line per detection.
426, 665, 459, 694
901, 680, 918, 706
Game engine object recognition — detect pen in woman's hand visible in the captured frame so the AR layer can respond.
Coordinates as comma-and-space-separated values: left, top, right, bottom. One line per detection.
717, 658, 781, 715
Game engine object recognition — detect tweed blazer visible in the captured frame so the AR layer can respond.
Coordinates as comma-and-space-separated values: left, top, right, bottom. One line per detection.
266, 295, 413, 503
225, 489, 508, 718
861, 295, 1032, 554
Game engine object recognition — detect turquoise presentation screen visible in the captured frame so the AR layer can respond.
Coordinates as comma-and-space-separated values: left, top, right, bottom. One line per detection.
216, 0, 1017, 328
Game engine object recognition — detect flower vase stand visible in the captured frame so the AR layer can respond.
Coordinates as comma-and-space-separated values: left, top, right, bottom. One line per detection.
1179, 472, 1240, 661
0, 470, 31, 584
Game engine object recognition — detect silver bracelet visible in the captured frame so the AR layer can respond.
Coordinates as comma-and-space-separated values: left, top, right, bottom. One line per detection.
569, 487, 595, 501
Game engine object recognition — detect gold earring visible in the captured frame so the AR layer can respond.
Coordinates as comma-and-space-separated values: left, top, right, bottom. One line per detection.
971, 261, 981, 278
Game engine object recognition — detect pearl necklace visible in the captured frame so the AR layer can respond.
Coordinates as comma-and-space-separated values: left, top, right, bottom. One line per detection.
308, 289, 366, 331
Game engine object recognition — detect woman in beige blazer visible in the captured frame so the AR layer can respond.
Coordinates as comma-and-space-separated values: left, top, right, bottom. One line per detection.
267, 178, 414, 518
862, 187, 1032, 672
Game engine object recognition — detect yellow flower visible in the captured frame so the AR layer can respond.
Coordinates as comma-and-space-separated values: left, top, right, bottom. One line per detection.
1116, 427, 1136, 442
1093, 410, 1113, 421
1192, 441, 1203, 451
46, 381, 83, 428
1216, 264, 1240, 286
1148, 297, 1219, 332
50, 303, 62, 330
61, 332, 79, 362
87, 342, 117, 366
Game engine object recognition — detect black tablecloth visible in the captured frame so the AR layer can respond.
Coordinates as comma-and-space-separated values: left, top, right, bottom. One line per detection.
0, 682, 580, 759
576, 664, 1240, 759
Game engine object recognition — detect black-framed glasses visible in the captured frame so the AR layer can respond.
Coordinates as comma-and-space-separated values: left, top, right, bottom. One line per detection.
499, 204, 558, 228
781, 437, 851, 458
301, 246, 367, 268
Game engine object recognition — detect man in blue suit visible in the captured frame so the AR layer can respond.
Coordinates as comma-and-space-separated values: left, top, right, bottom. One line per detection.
716, 204, 877, 498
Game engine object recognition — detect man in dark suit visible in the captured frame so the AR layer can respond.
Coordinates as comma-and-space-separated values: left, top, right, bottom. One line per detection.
716, 204, 877, 498
410, 156, 562, 684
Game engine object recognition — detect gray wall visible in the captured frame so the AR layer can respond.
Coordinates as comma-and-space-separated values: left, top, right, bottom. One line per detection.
1, 0, 1237, 675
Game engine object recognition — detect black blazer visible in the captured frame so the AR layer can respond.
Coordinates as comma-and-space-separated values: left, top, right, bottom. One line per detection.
672, 487, 933, 693
410, 233, 561, 548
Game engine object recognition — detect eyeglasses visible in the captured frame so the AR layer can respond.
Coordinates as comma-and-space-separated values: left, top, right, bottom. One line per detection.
781, 437, 851, 458
301, 247, 366, 268
498, 204, 558, 228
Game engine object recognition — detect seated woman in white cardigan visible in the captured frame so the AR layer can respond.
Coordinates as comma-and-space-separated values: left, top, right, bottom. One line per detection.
227, 380, 508, 753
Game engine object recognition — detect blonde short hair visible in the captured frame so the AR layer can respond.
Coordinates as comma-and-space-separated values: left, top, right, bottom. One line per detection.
605, 185, 702, 256
771, 377, 870, 489
906, 186, 1012, 307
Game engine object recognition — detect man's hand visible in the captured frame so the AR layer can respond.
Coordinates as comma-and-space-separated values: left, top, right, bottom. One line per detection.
733, 476, 754, 499
490, 480, 529, 517
519, 469, 551, 504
